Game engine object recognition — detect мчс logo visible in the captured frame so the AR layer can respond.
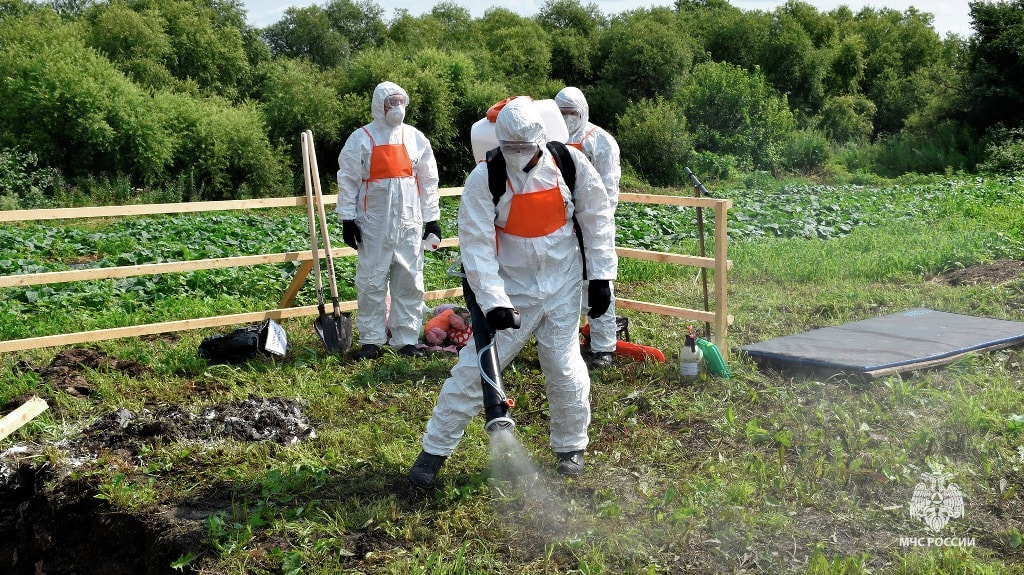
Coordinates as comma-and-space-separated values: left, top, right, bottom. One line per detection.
909, 464, 964, 532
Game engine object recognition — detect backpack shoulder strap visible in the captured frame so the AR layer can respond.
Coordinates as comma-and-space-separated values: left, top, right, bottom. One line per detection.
485, 147, 506, 205
546, 140, 588, 280
545, 141, 576, 194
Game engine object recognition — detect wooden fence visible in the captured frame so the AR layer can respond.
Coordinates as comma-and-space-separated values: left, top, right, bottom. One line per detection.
0, 189, 732, 356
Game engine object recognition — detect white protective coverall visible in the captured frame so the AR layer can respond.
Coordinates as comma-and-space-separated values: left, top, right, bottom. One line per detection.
336, 81, 440, 348
420, 97, 617, 457
555, 86, 622, 355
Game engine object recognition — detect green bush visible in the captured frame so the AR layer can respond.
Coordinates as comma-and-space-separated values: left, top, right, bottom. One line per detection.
83, 2, 175, 90
597, 8, 694, 101
869, 126, 972, 177
0, 147, 63, 209
151, 92, 289, 200
689, 151, 740, 183
474, 9, 552, 93
615, 96, 693, 186
261, 6, 349, 69
782, 128, 832, 175
255, 58, 345, 158
978, 127, 1024, 174
676, 61, 796, 173
0, 11, 175, 184
815, 94, 875, 144
144, 0, 252, 100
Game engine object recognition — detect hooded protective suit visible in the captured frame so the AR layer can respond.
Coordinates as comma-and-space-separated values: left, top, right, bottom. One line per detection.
336, 81, 440, 349
419, 97, 617, 457
555, 86, 622, 356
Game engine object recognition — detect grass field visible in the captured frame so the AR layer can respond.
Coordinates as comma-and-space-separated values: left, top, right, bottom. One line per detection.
2, 174, 1023, 574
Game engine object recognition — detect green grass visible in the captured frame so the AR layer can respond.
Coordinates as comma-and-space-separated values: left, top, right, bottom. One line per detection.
2, 176, 1024, 573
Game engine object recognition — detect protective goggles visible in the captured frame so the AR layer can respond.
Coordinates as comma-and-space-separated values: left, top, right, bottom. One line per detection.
383, 94, 408, 109
559, 107, 582, 117
499, 141, 539, 155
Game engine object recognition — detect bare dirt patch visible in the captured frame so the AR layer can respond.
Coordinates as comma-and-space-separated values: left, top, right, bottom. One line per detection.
931, 259, 1024, 286
14, 347, 149, 398
0, 360, 318, 574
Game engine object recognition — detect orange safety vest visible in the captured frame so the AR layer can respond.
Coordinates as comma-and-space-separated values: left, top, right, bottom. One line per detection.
362, 127, 414, 182
497, 175, 567, 238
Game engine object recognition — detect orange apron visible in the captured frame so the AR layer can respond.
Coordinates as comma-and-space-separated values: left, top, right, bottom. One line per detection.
497, 177, 567, 238
362, 127, 414, 182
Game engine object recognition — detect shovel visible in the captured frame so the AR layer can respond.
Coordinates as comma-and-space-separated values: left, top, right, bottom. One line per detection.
301, 131, 351, 353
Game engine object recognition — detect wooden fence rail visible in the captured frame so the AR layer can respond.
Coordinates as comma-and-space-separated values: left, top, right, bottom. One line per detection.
0, 191, 732, 356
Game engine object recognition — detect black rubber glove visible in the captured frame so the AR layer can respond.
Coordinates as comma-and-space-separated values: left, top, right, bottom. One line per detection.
342, 219, 362, 250
587, 280, 612, 319
486, 307, 520, 331
422, 220, 442, 241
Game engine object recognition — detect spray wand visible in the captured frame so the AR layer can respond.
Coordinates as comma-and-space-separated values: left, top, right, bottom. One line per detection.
449, 259, 519, 434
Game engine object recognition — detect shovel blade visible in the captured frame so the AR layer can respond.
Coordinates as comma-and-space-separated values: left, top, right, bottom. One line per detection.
314, 312, 352, 354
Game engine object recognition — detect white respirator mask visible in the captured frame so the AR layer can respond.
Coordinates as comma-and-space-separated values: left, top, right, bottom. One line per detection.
384, 105, 406, 127
564, 114, 584, 134
501, 142, 540, 173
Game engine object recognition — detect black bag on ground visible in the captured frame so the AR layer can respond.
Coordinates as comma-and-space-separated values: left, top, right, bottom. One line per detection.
199, 320, 289, 364
199, 326, 260, 364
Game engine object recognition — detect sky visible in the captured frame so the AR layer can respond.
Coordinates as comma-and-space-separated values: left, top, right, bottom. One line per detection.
243, 0, 975, 39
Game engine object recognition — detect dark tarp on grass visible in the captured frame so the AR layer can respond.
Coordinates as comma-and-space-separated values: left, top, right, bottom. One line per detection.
740, 308, 1024, 378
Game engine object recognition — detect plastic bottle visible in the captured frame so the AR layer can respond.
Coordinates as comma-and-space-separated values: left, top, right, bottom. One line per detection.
679, 330, 703, 380
423, 233, 440, 252
696, 337, 731, 378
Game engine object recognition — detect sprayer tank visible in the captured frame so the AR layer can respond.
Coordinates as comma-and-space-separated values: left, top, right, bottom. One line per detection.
470, 98, 569, 163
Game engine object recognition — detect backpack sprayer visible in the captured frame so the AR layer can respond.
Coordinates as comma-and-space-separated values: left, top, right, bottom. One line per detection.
448, 259, 520, 434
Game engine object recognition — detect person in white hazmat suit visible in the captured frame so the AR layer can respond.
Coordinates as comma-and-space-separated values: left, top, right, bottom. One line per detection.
336, 81, 441, 360
408, 97, 617, 490
555, 86, 622, 369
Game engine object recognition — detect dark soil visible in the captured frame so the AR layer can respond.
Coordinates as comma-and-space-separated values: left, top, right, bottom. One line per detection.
931, 259, 1024, 286
0, 349, 317, 574
12, 347, 149, 399
0, 468, 206, 575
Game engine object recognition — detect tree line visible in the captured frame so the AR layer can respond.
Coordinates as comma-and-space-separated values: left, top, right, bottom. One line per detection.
1, 0, 1022, 205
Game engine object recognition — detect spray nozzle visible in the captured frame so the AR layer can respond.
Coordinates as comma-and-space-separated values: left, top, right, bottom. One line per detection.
484, 416, 516, 434
684, 325, 697, 351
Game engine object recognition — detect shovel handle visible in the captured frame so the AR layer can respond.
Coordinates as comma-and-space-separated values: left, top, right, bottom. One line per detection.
301, 132, 327, 301
306, 130, 343, 305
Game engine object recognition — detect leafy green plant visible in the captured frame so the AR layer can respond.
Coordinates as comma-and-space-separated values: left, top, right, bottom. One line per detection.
94, 473, 157, 511
0, 147, 62, 209
979, 127, 1024, 175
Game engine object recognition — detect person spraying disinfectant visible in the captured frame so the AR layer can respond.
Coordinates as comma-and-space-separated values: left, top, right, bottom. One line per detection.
407, 97, 617, 490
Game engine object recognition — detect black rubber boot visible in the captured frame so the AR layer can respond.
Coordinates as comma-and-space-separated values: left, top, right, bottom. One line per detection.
397, 344, 424, 357
409, 450, 447, 490
556, 450, 585, 476
590, 352, 614, 369
352, 344, 382, 360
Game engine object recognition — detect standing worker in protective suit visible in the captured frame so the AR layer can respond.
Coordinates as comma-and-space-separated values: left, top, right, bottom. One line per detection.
336, 81, 441, 360
408, 97, 617, 490
556, 86, 622, 370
